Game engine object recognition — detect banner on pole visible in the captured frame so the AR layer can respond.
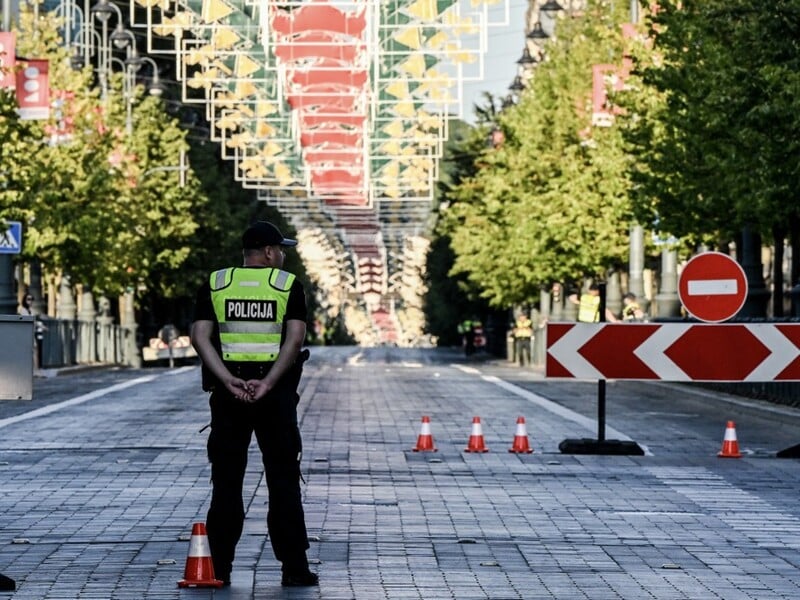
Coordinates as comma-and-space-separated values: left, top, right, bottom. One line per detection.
16, 59, 49, 120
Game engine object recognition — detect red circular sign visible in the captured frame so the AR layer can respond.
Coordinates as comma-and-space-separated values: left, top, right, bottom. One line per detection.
678, 252, 748, 322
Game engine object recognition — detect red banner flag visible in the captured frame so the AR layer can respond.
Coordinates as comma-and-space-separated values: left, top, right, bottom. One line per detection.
16, 59, 49, 120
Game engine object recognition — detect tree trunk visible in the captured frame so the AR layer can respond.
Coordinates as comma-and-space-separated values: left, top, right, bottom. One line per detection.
790, 213, 800, 287
772, 224, 786, 317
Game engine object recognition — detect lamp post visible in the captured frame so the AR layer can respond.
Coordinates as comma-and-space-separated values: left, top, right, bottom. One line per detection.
138, 56, 164, 97
526, 21, 549, 42
538, 0, 566, 37
90, 0, 123, 102
55, 0, 96, 66
107, 25, 140, 136
516, 47, 537, 67
108, 56, 134, 135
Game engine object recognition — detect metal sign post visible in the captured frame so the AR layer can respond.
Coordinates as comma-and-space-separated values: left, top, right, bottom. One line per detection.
557, 282, 644, 456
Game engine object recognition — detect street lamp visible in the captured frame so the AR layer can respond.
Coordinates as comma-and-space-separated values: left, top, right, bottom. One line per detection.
109, 56, 134, 134
526, 22, 549, 42
137, 56, 165, 97
90, 0, 123, 101
90, 0, 116, 22
69, 45, 85, 70
110, 22, 135, 50
539, 0, 566, 37
509, 76, 525, 92
540, 0, 564, 15
516, 47, 537, 66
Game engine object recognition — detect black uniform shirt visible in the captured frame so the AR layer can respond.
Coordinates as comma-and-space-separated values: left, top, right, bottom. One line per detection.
193, 267, 307, 389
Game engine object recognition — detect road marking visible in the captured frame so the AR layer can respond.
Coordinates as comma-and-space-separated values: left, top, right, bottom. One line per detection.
687, 279, 738, 295
0, 376, 157, 430
163, 366, 196, 377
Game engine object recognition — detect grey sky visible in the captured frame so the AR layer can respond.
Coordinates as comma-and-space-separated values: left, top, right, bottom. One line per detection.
460, 0, 529, 123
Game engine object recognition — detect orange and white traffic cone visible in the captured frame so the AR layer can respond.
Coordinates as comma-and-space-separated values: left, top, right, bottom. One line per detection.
412, 416, 437, 452
177, 523, 224, 588
508, 416, 533, 454
718, 421, 742, 458
464, 416, 489, 453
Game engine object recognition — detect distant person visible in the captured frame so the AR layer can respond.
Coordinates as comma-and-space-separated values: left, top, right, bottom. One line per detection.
458, 318, 476, 356
622, 293, 646, 321
513, 314, 533, 366
191, 221, 317, 587
568, 283, 618, 323
472, 320, 486, 351
18, 293, 34, 317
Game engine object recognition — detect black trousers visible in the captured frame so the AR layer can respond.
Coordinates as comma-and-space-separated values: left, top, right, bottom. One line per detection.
205, 381, 309, 578
515, 337, 531, 366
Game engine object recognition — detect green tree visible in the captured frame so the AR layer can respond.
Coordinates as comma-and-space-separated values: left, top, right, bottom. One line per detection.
445, 0, 635, 308
0, 8, 206, 304
424, 116, 497, 345
620, 0, 800, 313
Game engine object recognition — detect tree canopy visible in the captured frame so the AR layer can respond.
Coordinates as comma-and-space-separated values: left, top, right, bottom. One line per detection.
1, 8, 203, 298
440, 0, 636, 308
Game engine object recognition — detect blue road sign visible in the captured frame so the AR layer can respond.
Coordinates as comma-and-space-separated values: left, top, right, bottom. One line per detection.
0, 221, 22, 254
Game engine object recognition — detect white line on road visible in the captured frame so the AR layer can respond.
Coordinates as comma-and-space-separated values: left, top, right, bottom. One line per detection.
0, 375, 157, 430
163, 366, 196, 377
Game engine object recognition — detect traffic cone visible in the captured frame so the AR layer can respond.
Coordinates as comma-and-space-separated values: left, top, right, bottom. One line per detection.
508, 416, 533, 454
464, 416, 489, 452
412, 416, 437, 452
177, 523, 224, 588
718, 421, 742, 458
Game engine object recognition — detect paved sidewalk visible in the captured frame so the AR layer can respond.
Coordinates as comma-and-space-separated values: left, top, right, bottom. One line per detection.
1, 347, 799, 599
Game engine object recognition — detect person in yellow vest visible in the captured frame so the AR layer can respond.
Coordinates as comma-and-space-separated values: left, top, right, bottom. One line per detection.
191, 221, 317, 588
622, 292, 646, 321
513, 314, 533, 366
568, 283, 618, 323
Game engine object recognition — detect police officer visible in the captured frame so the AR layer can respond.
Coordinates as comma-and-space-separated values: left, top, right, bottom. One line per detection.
190, 221, 318, 587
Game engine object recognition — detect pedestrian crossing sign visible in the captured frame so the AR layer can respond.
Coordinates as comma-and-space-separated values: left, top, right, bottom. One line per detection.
0, 221, 22, 254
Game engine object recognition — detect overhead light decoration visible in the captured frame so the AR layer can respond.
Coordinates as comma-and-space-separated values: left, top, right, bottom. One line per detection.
128, 0, 509, 344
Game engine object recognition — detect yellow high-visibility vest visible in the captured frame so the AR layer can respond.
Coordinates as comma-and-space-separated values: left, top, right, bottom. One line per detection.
577, 293, 600, 323
210, 267, 295, 362
514, 317, 533, 338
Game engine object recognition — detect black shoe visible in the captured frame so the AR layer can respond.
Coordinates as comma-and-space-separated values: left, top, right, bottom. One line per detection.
281, 571, 319, 587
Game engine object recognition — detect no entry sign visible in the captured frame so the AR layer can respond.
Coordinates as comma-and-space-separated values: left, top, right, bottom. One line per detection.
678, 252, 747, 322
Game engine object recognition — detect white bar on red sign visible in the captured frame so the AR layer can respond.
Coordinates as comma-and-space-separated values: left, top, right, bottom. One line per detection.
687, 279, 738, 296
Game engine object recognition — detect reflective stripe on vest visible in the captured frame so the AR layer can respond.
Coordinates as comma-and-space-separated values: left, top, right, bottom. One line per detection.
209, 267, 295, 362
578, 294, 600, 323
